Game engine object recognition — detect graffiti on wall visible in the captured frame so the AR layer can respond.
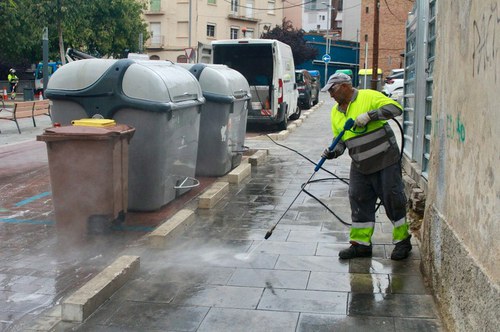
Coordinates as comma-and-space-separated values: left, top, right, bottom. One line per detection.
446, 113, 466, 143
434, 113, 466, 144
472, 2, 499, 82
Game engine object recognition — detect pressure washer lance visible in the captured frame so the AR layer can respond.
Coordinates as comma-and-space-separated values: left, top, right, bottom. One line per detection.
264, 118, 355, 240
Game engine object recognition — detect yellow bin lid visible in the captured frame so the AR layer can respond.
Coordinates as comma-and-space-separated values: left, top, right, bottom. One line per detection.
71, 118, 116, 127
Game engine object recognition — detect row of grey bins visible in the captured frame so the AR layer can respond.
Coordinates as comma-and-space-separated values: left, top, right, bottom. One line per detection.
45, 59, 250, 211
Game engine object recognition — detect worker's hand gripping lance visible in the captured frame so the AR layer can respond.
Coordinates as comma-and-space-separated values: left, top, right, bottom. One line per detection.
264, 118, 355, 240
314, 118, 354, 172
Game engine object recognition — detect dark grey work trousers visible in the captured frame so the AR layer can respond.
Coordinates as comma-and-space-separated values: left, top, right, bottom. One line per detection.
348, 162, 407, 223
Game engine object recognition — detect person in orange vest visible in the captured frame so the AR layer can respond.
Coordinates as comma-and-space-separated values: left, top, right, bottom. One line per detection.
7, 68, 19, 100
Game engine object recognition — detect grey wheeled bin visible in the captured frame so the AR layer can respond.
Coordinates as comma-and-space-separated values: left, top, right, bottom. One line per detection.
45, 59, 205, 211
179, 63, 250, 177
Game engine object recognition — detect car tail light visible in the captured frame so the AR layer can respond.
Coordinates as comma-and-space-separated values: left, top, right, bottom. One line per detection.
278, 79, 283, 104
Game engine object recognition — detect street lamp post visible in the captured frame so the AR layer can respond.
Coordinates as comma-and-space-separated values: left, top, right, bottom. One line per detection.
188, 0, 192, 62
42, 27, 49, 96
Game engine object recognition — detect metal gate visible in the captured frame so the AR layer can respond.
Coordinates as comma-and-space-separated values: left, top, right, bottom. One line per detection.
403, 0, 437, 180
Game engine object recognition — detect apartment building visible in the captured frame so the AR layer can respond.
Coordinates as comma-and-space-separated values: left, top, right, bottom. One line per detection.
143, 0, 284, 62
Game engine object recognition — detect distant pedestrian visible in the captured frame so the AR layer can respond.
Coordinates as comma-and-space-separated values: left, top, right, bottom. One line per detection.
320, 73, 412, 260
7, 68, 19, 100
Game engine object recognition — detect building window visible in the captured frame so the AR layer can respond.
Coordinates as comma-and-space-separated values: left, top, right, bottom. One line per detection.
231, 0, 238, 13
150, 22, 162, 47
150, 0, 161, 11
245, 29, 254, 38
230, 27, 239, 39
267, 0, 275, 14
246, 0, 254, 18
207, 24, 215, 37
207, 0, 216, 4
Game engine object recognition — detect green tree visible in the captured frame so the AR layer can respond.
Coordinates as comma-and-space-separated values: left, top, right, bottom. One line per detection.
0, 0, 148, 68
261, 18, 318, 66
0, 0, 43, 68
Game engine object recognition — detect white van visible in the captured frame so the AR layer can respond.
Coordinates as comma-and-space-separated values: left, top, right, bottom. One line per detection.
211, 39, 300, 130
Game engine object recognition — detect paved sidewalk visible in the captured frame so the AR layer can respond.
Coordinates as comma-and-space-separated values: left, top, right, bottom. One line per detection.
1, 95, 443, 331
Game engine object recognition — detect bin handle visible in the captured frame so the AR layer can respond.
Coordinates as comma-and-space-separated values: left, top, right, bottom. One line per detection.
174, 176, 200, 189
232, 145, 250, 153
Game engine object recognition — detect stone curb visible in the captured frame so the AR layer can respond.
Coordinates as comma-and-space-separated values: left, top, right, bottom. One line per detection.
248, 149, 268, 166
148, 209, 196, 247
198, 181, 229, 209
61, 255, 140, 322
228, 162, 251, 184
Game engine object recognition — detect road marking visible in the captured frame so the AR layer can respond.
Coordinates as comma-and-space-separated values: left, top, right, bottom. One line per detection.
0, 218, 54, 225
14, 191, 51, 207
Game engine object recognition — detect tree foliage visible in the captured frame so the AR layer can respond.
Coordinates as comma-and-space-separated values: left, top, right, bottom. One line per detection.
0, 0, 148, 70
261, 19, 318, 66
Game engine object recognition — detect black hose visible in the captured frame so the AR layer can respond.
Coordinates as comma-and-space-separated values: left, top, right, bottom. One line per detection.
264, 117, 405, 227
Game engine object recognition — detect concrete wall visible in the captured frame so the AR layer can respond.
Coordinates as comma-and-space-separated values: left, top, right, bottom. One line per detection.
421, 0, 500, 330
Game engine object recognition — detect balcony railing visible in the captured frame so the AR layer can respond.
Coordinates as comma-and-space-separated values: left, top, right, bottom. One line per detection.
227, 13, 259, 23
146, 35, 165, 49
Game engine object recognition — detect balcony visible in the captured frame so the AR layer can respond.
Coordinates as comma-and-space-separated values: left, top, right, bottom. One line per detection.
144, 0, 164, 15
145, 35, 165, 49
227, 13, 259, 23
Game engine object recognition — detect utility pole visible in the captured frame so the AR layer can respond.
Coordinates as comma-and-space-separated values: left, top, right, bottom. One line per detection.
371, 0, 380, 90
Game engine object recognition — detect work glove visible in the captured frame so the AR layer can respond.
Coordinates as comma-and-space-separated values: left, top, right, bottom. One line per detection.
321, 143, 345, 159
321, 148, 336, 159
354, 112, 371, 127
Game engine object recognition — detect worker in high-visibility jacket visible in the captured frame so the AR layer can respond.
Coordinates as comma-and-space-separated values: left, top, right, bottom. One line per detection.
321, 72, 412, 260
7, 68, 19, 100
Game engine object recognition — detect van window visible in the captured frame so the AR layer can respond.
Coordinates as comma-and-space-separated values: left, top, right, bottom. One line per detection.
213, 44, 274, 85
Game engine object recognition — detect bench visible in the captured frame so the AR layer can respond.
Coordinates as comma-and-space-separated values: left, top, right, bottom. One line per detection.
0, 100, 52, 134
32, 100, 52, 126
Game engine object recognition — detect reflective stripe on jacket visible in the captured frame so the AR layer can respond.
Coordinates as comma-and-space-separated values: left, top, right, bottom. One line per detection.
330, 89, 402, 174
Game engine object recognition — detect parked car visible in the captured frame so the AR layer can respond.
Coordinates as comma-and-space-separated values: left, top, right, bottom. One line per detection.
384, 68, 404, 83
307, 70, 321, 105
295, 69, 317, 110
382, 69, 404, 100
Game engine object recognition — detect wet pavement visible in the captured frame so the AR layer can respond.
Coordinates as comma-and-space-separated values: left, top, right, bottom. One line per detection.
0, 96, 444, 331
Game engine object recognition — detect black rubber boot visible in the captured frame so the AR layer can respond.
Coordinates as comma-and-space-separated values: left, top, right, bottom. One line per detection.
339, 243, 372, 259
391, 235, 412, 260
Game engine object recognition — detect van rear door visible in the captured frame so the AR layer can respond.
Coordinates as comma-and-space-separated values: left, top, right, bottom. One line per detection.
212, 42, 276, 120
